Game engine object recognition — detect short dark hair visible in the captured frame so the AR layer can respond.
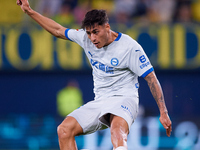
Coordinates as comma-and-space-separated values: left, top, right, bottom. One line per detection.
81, 9, 109, 29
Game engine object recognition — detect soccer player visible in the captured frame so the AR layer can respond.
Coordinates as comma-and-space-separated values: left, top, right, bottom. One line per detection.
17, 0, 172, 150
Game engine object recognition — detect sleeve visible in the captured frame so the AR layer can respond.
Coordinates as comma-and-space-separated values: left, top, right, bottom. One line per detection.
128, 43, 154, 78
65, 28, 85, 48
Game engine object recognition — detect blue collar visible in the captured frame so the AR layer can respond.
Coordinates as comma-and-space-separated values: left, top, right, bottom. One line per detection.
114, 32, 122, 41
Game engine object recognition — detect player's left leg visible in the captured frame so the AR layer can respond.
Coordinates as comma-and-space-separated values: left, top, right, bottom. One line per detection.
110, 114, 129, 150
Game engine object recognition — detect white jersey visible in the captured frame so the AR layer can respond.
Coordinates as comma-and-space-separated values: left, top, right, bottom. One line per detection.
65, 29, 154, 100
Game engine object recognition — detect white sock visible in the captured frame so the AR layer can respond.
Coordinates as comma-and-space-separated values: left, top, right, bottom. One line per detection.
114, 146, 127, 150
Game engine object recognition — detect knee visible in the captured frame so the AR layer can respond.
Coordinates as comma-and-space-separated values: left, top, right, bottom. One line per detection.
111, 127, 128, 142
57, 116, 83, 140
57, 123, 73, 140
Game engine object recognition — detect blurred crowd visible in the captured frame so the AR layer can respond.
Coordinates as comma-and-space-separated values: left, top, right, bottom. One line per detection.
1, 0, 200, 25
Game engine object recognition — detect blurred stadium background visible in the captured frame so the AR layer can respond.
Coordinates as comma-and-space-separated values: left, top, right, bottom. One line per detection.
0, 0, 200, 149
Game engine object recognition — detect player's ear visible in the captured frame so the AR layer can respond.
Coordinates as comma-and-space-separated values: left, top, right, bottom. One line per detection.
105, 23, 110, 32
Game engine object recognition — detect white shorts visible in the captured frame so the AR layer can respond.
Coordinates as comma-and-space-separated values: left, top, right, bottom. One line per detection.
68, 96, 139, 134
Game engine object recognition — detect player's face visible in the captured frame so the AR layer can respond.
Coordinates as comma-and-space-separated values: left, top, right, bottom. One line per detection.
85, 23, 110, 49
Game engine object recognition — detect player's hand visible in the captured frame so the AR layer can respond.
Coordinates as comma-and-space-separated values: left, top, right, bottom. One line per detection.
159, 112, 172, 137
16, 0, 31, 13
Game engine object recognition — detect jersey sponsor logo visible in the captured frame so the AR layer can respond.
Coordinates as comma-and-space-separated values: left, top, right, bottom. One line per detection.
90, 59, 114, 74
139, 55, 146, 63
139, 55, 150, 69
111, 58, 119, 66
140, 61, 150, 69
121, 105, 133, 119
135, 50, 140, 52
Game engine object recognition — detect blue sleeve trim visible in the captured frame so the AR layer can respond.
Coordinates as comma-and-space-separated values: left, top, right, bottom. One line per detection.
141, 67, 154, 78
65, 28, 72, 41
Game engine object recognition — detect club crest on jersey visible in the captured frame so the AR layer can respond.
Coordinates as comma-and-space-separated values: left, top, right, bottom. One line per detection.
111, 58, 119, 66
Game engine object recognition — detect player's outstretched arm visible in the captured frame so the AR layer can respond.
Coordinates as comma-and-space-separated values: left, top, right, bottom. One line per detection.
144, 71, 172, 137
17, 0, 68, 40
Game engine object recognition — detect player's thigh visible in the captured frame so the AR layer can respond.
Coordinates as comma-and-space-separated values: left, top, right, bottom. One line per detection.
110, 115, 129, 134
58, 116, 83, 137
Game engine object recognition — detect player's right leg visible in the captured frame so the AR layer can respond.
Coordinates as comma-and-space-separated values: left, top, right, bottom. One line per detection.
57, 116, 83, 150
